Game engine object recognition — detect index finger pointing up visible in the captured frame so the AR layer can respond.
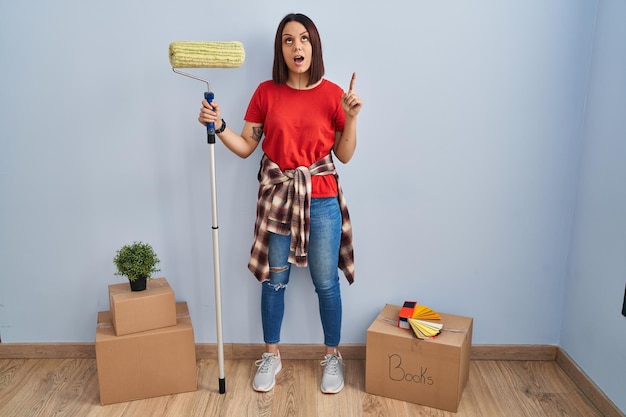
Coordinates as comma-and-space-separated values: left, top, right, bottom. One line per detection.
349, 72, 356, 92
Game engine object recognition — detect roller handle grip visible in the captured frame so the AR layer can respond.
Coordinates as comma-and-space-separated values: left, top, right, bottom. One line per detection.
205, 91, 216, 144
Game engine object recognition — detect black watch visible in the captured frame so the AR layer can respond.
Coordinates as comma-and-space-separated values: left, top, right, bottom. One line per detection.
215, 119, 227, 134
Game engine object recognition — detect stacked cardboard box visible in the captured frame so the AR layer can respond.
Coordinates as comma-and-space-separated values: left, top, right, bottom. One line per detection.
366, 304, 473, 413
95, 278, 198, 405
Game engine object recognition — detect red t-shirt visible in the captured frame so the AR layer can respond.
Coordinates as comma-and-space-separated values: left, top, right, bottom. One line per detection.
244, 79, 346, 197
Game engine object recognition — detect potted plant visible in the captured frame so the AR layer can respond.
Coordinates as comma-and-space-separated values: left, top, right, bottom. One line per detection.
113, 241, 161, 291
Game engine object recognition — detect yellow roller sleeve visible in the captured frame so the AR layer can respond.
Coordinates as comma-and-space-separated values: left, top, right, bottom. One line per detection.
169, 41, 245, 68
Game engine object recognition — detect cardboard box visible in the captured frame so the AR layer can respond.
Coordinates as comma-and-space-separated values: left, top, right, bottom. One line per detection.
96, 301, 198, 405
366, 304, 473, 412
109, 277, 176, 336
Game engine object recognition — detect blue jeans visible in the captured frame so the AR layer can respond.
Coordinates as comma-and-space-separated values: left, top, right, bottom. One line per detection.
261, 197, 342, 347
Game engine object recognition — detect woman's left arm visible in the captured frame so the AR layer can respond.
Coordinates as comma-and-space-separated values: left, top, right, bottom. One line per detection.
334, 73, 363, 164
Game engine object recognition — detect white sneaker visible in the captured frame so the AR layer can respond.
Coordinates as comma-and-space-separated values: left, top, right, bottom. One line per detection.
252, 352, 282, 392
320, 350, 344, 394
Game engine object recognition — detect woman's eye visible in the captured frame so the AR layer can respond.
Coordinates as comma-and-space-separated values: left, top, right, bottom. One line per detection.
285, 38, 292, 44
301, 36, 309, 42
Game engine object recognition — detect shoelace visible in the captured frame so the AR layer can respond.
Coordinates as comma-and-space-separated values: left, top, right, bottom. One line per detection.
255, 353, 277, 374
321, 354, 342, 375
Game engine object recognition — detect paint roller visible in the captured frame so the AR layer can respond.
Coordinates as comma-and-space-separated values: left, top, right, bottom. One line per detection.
169, 41, 245, 143
169, 40, 245, 395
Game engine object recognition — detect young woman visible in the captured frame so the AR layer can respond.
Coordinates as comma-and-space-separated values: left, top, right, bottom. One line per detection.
198, 13, 362, 394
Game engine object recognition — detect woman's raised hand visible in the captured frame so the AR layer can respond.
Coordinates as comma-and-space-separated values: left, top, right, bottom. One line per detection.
342, 72, 362, 118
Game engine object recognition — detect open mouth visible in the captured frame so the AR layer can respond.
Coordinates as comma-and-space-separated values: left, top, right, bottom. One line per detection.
294, 55, 304, 64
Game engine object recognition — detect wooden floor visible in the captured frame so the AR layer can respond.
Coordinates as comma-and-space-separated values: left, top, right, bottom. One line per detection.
0, 357, 605, 417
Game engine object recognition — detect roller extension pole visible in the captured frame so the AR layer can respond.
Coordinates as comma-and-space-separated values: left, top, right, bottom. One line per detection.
205, 91, 226, 394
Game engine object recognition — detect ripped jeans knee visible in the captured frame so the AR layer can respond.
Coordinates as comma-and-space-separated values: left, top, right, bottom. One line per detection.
262, 279, 288, 291
265, 261, 290, 290
270, 264, 289, 274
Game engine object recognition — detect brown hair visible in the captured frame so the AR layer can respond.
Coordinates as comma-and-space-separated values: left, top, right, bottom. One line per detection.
272, 13, 325, 86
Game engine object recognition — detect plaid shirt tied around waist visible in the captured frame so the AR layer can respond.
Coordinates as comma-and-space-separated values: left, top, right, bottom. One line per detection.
248, 154, 355, 284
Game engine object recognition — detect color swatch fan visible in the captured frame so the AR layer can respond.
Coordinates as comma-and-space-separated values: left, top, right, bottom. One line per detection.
408, 305, 443, 339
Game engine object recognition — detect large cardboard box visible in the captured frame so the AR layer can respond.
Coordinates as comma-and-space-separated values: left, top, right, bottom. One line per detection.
108, 277, 176, 336
365, 304, 473, 412
96, 301, 198, 405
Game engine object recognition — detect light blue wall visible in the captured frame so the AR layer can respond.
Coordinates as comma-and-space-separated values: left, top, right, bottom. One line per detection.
0, 0, 622, 411
561, 0, 626, 411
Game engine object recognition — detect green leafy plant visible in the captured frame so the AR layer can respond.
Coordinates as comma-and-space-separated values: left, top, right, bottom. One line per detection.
113, 241, 161, 282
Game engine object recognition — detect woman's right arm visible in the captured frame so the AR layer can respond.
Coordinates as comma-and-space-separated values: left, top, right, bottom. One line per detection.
198, 99, 261, 159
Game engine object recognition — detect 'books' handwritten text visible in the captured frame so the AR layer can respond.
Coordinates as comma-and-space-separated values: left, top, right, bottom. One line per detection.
388, 353, 434, 385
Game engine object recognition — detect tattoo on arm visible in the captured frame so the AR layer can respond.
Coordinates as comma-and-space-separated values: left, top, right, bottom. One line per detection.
252, 126, 263, 142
